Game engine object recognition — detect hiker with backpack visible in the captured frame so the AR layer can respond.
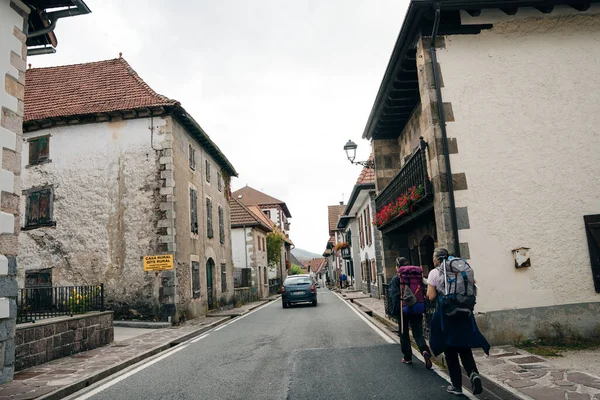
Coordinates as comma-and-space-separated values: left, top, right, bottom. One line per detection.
389, 257, 432, 369
426, 247, 490, 396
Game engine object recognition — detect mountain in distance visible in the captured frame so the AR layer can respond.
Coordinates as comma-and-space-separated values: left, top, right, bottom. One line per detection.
291, 248, 322, 261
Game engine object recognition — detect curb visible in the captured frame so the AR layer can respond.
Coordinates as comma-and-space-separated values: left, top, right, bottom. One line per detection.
113, 321, 171, 329
38, 317, 230, 400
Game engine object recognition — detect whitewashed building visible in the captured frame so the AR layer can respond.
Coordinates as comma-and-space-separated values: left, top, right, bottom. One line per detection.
20, 57, 237, 322
364, 0, 600, 343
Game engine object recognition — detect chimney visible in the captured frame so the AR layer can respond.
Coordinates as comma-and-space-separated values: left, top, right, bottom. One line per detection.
339, 201, 343, 205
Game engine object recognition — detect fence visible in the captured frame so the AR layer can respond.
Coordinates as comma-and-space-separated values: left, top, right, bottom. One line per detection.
268, 278, 281, 297
381, 281, 437, 339
17, 284, 104, 324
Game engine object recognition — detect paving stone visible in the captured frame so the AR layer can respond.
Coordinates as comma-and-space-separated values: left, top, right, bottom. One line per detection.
521, 387, 568, 400
497, 373, 520, 380
507, 379, 536, 388
552, 372, 566, 380
556, 380, 577, 387
568, 373, 600, 390
567, 393, 591, 400
511, 356, 546, 364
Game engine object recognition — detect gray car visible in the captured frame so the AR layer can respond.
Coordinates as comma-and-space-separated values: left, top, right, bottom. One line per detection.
281, 275, 317, 308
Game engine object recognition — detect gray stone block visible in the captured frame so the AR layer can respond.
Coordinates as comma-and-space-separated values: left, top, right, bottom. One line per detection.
4, 339, 15, 366
459, 243, 470, 259
7, 256, 16, 276
0, 278, 17, 297
0, 320, 13, 342
0, 366, 14, 384
456, 207, 470, 230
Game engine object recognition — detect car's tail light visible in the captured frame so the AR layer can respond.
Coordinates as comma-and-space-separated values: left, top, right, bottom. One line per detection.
281, 286, 286, 294
310, 284, 315, 293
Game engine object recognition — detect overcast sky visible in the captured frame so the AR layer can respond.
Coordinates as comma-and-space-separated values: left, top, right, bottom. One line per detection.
33, 0, 410, 254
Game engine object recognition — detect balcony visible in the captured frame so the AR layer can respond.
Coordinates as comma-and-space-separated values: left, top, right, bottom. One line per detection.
341, 247, 352, 260
375, 148, 433, 232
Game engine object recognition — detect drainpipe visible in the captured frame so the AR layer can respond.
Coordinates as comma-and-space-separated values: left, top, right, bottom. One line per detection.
27, 0, 91, 39
430, 4, 460, 257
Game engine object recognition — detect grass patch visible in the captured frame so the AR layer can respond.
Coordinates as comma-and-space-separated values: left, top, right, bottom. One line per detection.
517, 334, 600, 358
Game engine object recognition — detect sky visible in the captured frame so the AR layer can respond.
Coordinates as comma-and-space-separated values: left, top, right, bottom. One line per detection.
33, 0, 410, 254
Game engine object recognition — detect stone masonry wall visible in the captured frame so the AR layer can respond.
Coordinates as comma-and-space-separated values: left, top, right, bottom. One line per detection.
0, 0, 30, 384
15, 311, 113, 371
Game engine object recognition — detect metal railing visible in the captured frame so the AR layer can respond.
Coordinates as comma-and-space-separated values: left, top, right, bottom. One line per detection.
382, 281, 437, 340
17, 284, 104, 324
268, 278, 281, 297
375, 147, 432, 214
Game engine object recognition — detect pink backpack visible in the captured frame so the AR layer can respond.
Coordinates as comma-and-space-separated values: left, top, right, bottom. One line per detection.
399, 265, 425, 314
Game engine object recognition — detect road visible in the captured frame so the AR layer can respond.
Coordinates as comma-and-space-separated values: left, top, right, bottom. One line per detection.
73, 290, 461, 400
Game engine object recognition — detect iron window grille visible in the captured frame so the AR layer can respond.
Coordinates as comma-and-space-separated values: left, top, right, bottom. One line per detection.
28, 136, 50, 166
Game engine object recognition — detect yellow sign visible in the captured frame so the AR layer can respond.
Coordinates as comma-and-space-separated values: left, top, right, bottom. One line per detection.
143, 254, 174, 271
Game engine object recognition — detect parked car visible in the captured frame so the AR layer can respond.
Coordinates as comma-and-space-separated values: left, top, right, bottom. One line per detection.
281, 275, 317, 308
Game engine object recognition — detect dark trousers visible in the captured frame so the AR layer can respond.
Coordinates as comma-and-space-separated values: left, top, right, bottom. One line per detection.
399, 313, 430, 360
445, 347, 479, 388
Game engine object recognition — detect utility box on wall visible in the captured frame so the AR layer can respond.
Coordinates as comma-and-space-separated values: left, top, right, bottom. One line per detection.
513, 247, 531, 269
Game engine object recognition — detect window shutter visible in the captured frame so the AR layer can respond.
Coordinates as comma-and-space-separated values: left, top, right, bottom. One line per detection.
206, 198, 213, 238
219, 206, 225, 244
366, 205, 372, 246
584, 215, 600, 293
359, 215, 364, 248
205, 160, 211, 182
192, 261, 200, 298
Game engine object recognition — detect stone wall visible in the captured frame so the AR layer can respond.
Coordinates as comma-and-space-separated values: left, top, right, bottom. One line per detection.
15, 311, 113, 371
0, 0, 30, 384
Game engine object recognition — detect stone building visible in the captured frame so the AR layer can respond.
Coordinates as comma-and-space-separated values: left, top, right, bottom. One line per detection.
337, 159, 385, 295
230, 197, 273, 298
363, 0, 600, 343
19, 57, 237, 322
0, 0, 90, 383
326, 203, 346, 285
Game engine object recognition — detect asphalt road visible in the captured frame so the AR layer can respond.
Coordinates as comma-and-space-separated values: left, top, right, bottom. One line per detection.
74, 290, 460, 400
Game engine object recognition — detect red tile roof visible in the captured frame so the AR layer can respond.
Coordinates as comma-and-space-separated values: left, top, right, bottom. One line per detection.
328, 204, 346, 234
356, 154, 375, 185
233, 186, 291, 218
24, 58, 178, 122
307, 258, 327, 275
230, 198, 273, 232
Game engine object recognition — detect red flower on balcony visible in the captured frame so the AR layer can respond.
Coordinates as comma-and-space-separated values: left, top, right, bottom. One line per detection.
373, 185, 425, 228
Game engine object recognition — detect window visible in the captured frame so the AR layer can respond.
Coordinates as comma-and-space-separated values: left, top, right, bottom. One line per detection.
371, 259, 377, 284
264, 210, 271, 218
28, 136, 50, 166
189, 144, 196, 170
190, 188, 198, 234
24, 187, 54, 229
217, 172, 222, 192
218, 205, 225, 244
262, 237, 266, 252
584, 215, 600, 293
258, 236, 262, 252
206, 198, 213, 238
205, 160, 211, 182
365, 205, 372, 246
346, 230, 352, 246
221, 263, 227, 292
359, 215, 365, 248
192, 261, 200, 299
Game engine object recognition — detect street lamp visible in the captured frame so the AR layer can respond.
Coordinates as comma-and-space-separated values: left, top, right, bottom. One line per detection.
343, 139, 374, 169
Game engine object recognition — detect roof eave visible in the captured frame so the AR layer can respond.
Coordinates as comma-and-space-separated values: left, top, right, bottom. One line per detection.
345, 183, 376, 215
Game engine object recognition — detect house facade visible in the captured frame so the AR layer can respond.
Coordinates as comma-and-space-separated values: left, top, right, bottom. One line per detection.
327, 203, 346, 286
337, 163, 385, 296
233, 186, 293, 280
19, 57, 237, 322
363, 0, 600, 343
0, 0, 90, 383
230, 197, 272, 299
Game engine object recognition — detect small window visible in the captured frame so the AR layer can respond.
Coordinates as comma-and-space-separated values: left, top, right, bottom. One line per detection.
189, 144, 196, 170
24, 187, 54, 229
264, 210, 271, 218
192, 261, 200, 299
206, 198, 213, 238
217, 172, 222, 192
218, 205, 225, 244
190, 188, 198, 234
584, 215, 600, 293
28, 136, 50, 166
221, 263, 227, 292
205, 160, 211, 182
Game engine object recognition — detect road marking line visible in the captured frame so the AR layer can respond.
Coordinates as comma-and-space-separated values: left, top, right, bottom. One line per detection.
214, 325, 225, 331
331, 291, 394, 344
74, 344, 189, 399
190, 333, 209, 343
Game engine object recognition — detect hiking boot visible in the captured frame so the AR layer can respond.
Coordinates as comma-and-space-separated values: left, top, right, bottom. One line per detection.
470, 372, 483, 395
401, 358, 413, 365
422, 351, 432, 369
446, 385, 463, 396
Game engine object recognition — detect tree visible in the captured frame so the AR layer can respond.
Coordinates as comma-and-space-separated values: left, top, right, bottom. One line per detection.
290, 264, 303, 275
267, 231, 285, 267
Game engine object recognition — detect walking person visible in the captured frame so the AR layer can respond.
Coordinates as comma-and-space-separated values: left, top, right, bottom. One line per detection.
427, 247, 490, 396
389, 257, 432, 369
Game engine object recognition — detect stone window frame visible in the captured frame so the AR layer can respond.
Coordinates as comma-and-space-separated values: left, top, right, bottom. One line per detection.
27, 135, 51, 167
22, 185, 56, 230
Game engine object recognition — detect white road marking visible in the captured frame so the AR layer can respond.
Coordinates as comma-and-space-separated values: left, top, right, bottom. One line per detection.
74, 344, 189, 399
332, 291, 480, 400
214, 325, 225, 331
190, 333, 209, 343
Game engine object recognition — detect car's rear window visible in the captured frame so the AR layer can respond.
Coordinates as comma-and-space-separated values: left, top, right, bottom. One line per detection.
284, 277, 311, 285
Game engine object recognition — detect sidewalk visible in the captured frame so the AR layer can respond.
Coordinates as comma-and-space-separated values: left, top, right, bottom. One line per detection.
0, 299, 273, 400
340, 289, 600, 400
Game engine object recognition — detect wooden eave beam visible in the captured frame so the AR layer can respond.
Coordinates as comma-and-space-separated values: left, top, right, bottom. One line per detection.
570, 1, 590, 11
501, 7, 518, 15
466, 9, 481, 16
535, 5, 554, 13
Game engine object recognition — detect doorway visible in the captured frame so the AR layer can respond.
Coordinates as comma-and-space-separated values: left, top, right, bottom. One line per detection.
206, 258, 215, 310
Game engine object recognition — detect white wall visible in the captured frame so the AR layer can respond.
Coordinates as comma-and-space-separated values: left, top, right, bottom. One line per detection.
437, 9, 600, 312
19, 118, 167, 304
231, 228, 247, 270
357, 196, 377, 283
